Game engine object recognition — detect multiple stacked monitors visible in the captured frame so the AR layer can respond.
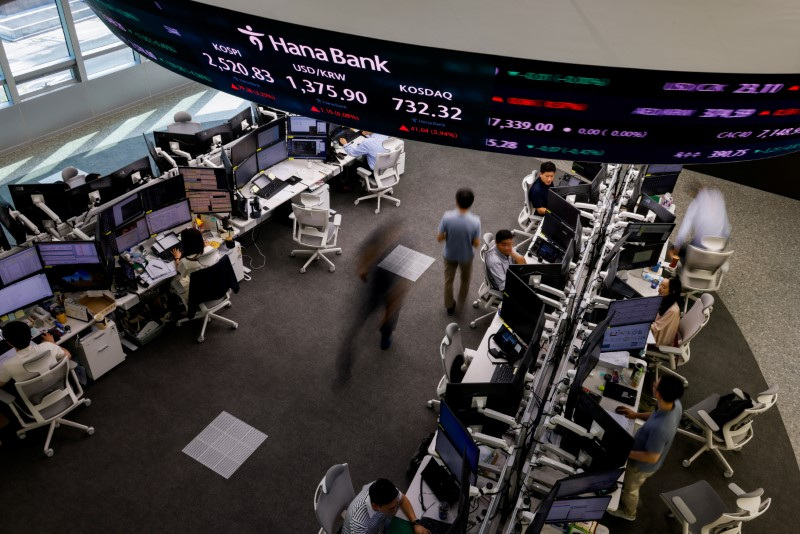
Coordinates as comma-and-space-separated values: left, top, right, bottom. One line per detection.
625, 222, 675, 244
0, 247, 42, 286
145, 199, 192, 236
287, 117, 327, 136
8, 183, 87, 229
257, 140, 289, 172
0, 273, 53, 317
437, 402, 480, 485
181, 167, 232, 214
618, 242, 663, 271
501, 268, 546, 344
227, 108, 253, 138
287, 116, 329, 160
572, 162, 604, 181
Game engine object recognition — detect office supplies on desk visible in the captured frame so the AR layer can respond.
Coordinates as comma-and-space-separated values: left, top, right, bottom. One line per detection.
140, 258, 177, 285
598, 351, 629, 370
603, 382, 637, 406
491, 363, 515, 383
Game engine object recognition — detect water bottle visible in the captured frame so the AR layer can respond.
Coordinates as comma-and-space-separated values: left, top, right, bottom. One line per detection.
439, 501, 450, 520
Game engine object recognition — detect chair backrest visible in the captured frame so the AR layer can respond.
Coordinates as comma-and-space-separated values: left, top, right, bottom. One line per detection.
479, 232, 495, 262
678, 293, 714, 346
685, 244, 734, 273
314, 463, 356, 534
294, 204, 331, 231
522, 173, 536, 210
374, 148, 402, 174
721, 385, 779, 449
440, 323, 466, 383
700, 235, 728, 251
15, 357, 76, 423
187, 255, 239, 315
300, 192, 323, 208
711, 489, 770, 533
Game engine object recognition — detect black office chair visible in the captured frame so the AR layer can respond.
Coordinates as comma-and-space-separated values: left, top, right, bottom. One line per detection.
177, 255, 240, 342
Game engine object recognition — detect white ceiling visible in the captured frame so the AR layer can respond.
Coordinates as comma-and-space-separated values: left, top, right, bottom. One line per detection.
196, 0, 800, 74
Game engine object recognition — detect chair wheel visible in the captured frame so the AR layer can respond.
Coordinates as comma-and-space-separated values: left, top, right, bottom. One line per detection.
470, 321, 477, 328
197, 336, 205, 343
232, 323, 239, 329
19, 432, 26, 440
682, 459, 691, 468
226, 302, 232, 308
85, 399, 92, 407
724, 470, 734, 478
375, 208, 380, 214
472, 301, 479, 308
87, 427, 95, 435
427, 400, 434, 408
329, 266, 335, 272
290, 251, 296, 257
45, 448, 54, 457
300, 268, 306, 274
734, 447, 743, 452
396, 200, 401, 206
354, 199, 360, 205
336, 250, 342, 255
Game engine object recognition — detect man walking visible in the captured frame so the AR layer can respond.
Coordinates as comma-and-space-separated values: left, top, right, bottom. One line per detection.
437, 188, 481, 316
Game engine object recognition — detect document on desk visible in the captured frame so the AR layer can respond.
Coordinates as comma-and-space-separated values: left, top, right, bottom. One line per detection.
141, 258, 177, 285
378, 245, 435, 282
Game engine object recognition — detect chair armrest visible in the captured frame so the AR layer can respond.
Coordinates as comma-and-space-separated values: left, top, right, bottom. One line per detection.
0, 389, 15, 405
670, 496, 697, 524
332, 214, 342, 226
728, 483, 744, 496
732, 388, 746, 399
356, 167, 371, 179
697, 410, 720, 432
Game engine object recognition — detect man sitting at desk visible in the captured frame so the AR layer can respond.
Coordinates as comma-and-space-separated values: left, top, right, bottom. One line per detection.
339, 131, 390, 171
528, 161, 556, 216
171, 228, 219, 307
342, 478, 430, 534
485, 229, 525, 291
608, 375, 684, 523
0, 321, 71, 387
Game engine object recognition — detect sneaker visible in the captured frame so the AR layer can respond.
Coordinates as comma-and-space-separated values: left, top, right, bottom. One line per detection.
380, 336, 392, 350
446, 305, 456, 316
607, 508, 636, 522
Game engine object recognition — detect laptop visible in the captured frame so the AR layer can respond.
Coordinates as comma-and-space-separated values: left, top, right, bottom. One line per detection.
603, 382, 637, 406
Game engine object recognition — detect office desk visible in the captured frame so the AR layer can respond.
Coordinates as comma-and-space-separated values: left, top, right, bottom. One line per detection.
581, 355, 648, 435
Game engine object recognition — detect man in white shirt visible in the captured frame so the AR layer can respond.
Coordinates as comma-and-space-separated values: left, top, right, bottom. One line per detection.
484, 229, 526, 291
671, 187, 730, 262
0, 321, 71, 386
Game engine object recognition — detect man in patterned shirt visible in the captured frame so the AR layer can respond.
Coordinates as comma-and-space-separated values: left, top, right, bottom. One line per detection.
342, 478, 430, 534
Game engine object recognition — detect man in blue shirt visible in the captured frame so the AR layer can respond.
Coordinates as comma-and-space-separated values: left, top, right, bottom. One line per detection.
340, 131, 389, 170
608, 375, 685, 522
527, 161, 556, 215
437, 188, 481, 315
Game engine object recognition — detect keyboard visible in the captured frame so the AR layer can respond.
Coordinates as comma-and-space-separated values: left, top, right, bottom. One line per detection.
152, 242, 182, 261
254, 178, 290, 199
420, 517, 452, 534
491, 363, 515, 383
336, 128, 360, 143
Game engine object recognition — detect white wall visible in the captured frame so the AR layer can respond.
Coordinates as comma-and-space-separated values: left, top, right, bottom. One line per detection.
0, 61, 190, 156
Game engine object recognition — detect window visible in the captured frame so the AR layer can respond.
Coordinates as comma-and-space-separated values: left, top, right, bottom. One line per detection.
69, 0, 120, 54
0, 1, 71, 75
16, 68, 74, 96
84, 47, 135, 79
0, 85, 8, 106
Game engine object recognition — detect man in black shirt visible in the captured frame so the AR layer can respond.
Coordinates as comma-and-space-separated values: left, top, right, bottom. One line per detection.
527, 161, 556, 215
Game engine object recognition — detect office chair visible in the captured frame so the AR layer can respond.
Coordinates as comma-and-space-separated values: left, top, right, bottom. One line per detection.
0, 355, 93, 457
314, 463, 356, 534
61, 166, 85, 188
471, 233, 503, 328
167, 111, 202, 134
511, 173, 543, 251
290, 203, 342, 273
354, 147, 402, 214
661, 480, 770, 534
679, 238, 733, 313
427, 323, 477, 409
177, 255, 239, 342
645, 293, 714, 387
677, 385, 779, 478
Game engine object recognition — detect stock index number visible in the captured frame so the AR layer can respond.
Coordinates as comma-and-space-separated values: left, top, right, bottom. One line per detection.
392, 98, 462, 120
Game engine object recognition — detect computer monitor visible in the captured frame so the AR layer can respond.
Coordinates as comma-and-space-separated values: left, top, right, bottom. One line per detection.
625, 222, 675, 244
642, 171, 681, 196
509, 261, 566, 291
550, 184, 590, 203
572, 162, 603, 180
545, 495, 612, 524
636, 195, 676, 223
589, 166, 605, 203
186, 190, 233, 214
9, 183, 85, 227
143, 133, 172, 174
220, 146, 234, 177
45, 263, 112, 293
145, 199, 192, 236
500, 268, 546, 344
553, 468, 624, 498
257, 139, 289, 171
140, 176, 186, 212
37, 241, 102, 267
443, 381, 519, 436
607, 296, 662, 327
257, 119, 284, 149
180, 167, 228, 191
110, 193, 143, 228
646, 164, 683, 175
603, 251, 620, 290
618, 243, 663, 271
194, 123, 233, 151
228, 129, 258, 167
601, 322, 652, 353
0, 273, 53, 317
437, 402, 480, 485
0, 202, 29, 244
625, 166, 645, 211
565, 312, 615, 419
153, 130, 200, 159
448, 457, 472, 534
227, 108, 253, 139
0, 247, 42, 286
234, 153, 259, 189
287, 116, 327, 136
113, 216, 150, 253
546, 190, 580, 230
541, 214, 575, 252
287, 137, 328, 159
570, 392, 634, 471
600, 232, 631, 271
102, 156, 155, 186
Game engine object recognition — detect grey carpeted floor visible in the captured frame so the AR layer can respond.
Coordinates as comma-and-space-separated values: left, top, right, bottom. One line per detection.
0, 117, 797, 533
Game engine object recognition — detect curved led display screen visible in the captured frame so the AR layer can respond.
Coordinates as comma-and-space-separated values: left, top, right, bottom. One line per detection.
89, 0, 800, 164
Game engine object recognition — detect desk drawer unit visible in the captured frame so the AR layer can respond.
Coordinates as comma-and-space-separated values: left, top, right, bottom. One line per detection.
76, 321, 125, 380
